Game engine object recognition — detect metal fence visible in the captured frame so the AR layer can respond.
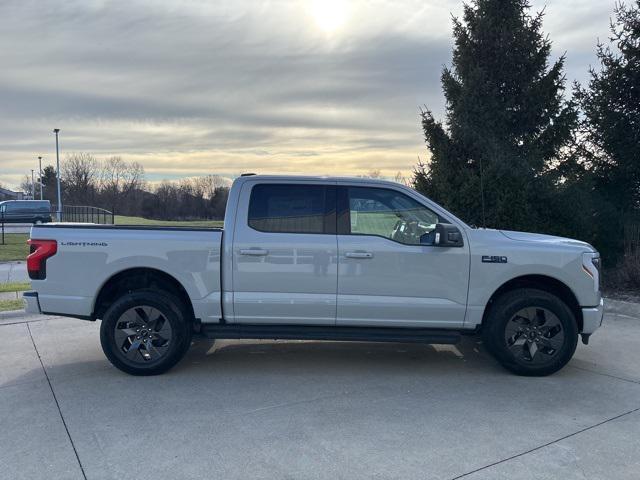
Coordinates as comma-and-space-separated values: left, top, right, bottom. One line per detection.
59, 205, 114, 224
1, 205, 114, 244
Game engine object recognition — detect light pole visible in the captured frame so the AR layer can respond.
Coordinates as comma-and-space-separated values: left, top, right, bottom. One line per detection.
53, 129, 62, 221
38, 156, 43, 200
31, 169, 35, 199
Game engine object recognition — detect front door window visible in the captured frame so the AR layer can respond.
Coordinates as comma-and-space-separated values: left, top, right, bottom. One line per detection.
342, 187, 439, 245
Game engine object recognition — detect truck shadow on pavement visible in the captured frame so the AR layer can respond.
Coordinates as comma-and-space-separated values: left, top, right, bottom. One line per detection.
7, 327, 520, 392
171, 335, 503, 377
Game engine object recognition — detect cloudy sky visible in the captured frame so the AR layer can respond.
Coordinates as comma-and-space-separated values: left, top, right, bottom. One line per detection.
0, 0, 614, 189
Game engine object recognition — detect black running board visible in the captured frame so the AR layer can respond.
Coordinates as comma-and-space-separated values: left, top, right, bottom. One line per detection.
201, 323, 461, 344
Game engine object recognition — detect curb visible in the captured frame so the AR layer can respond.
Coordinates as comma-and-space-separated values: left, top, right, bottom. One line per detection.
0, 310, 61, 326
0, 309, 27, 320
605, 298, 640, 319
0, 291, 23, 300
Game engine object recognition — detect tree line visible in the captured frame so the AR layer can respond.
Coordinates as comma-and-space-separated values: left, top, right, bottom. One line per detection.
413, 0, 639, 284
22, 154, 230, 220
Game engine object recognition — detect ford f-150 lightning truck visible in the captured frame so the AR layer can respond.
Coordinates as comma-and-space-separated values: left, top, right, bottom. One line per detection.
24, 175, 604, 376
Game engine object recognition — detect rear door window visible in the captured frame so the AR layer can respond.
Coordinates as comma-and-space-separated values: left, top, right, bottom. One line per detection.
248, 184, 336, 234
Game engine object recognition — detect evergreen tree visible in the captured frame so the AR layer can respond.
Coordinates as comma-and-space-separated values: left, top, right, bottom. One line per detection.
413, 0, 576, 230
576, 1, 640, 216
40, 165, 59, 203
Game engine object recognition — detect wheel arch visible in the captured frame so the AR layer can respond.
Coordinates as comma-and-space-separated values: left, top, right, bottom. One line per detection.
93, 267, 194, 322
481, 274, 583, 332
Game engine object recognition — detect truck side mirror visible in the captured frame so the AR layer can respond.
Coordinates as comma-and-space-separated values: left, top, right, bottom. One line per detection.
422, 223, 464, 247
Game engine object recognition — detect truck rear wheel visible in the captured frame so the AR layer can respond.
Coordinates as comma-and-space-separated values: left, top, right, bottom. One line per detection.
100, 291, 192, 376
482, 288, 578, 376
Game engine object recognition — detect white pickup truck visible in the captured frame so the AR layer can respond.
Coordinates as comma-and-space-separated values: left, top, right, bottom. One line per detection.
25, 175, 604, 376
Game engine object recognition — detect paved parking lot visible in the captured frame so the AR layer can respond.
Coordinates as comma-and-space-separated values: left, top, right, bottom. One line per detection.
1, 303, 639, 480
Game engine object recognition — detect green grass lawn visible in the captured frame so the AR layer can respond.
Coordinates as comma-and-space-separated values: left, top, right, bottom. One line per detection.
0, 298, 24, 312
115, 215, 223, 228
0, 234, 29, 262
0, 282, 30, 293
0, 281, 30, 312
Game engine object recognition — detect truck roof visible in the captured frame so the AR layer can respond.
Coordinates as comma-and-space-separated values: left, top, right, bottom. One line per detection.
233, 174, 404, 187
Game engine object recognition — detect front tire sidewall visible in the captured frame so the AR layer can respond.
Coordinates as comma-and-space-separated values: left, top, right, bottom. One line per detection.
100, 292, 191, 376
483, 289, 578, 376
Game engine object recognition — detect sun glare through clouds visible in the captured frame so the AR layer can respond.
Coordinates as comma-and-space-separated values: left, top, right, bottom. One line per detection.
311, 0, 349, 33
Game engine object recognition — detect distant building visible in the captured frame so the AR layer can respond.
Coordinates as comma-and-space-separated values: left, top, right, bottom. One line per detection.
0, 187, 24, 201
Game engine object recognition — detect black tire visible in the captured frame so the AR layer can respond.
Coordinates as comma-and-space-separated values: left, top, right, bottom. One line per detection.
100, 291, 192, 376
482, 288, 578, 376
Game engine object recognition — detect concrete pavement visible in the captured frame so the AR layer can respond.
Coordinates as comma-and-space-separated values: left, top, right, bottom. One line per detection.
0, 306, 638, 480
0, 261, 29, 283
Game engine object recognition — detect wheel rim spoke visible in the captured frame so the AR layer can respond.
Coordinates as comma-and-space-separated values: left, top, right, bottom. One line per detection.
120, 309, 139, 324
146, 315, 162, 332
125, 339, 143, 360
538, 336, 562, 351
507, 335, 527, 355
154, 317, 171, 335
135, 307, 151, 324
539, 323, 564, 351
511, 314, 530, 326
145, 340, 168, 359
114, 327, 137, 348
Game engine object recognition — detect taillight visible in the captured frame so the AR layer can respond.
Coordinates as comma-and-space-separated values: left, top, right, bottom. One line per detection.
27, 239, 57, 280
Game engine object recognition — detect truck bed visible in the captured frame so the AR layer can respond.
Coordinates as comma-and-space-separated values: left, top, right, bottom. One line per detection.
29, 224, 223, 322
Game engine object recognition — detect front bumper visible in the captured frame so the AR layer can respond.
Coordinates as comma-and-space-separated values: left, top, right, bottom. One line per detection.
581, 297, 604, 334
23, 291, 41, 315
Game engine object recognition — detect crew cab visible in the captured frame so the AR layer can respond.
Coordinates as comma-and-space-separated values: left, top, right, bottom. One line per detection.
24, 175, 604, 376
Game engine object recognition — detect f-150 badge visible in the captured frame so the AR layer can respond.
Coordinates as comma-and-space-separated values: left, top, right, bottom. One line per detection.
482, 255, 507, 263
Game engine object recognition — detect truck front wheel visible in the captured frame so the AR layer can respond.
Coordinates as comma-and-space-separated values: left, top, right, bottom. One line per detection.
100, 291, 192, 375
482, 288, 578, 376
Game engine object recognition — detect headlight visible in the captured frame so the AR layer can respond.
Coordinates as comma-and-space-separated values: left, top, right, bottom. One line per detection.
582, 252, 600, 291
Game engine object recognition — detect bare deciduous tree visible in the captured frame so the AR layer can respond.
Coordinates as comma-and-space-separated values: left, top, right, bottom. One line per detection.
99, 156, 145, 213
62, 153, 98, 205
35, 152, 228, 220
20, 175, 33, 198
394, 171, 409, 186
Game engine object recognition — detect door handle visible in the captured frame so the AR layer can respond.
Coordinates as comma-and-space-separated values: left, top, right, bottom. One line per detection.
239, 249, 268, 256
345, 251, 373, 259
